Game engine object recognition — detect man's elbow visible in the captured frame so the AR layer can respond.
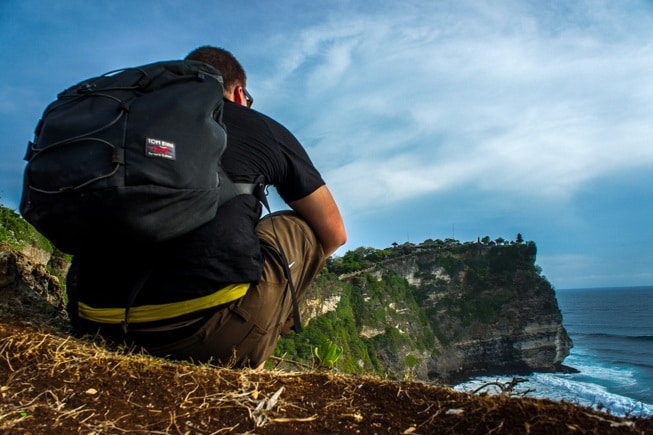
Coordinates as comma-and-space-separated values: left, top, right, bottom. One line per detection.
338, 233, 347, 248
322, 227, 347, 257
335, 229, 347, 248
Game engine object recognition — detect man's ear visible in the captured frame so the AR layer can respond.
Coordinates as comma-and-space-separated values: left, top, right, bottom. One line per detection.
231, 85, 247, 106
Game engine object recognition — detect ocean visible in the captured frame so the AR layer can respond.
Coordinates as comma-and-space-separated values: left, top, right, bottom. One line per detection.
454, 286, 653, 418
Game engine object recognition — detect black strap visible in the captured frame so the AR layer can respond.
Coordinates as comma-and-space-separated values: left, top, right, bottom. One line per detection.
279, 241, 303, 333
253, 177, 303, 333
217, 165, 257, 206
121, 268, 154, 334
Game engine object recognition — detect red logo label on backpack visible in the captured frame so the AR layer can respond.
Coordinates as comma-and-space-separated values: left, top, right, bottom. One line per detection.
146, 137, 176, 160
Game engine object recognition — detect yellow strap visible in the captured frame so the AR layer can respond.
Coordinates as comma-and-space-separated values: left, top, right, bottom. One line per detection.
78, 283, 249, 324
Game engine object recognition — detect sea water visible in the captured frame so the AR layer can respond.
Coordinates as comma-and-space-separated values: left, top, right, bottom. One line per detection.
454, 286, 653, 417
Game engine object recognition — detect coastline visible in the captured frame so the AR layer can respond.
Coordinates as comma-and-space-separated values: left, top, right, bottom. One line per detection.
454, 285, 653, 418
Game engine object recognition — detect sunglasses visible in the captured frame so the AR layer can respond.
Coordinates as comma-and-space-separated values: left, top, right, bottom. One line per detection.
243, 88, 254, 108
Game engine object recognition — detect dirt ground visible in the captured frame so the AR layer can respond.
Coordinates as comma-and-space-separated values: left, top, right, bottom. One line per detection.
0, 244, 651, 434
0, 314, 651, 434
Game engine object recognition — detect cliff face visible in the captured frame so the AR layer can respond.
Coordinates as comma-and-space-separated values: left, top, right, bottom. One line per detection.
0, 246, 68, 327
298, 242, 573, 383
384, 246, 571, 381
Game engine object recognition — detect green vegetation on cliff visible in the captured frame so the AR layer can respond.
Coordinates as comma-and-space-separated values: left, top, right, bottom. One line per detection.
0, 199, 53, 252
277, 236, 551, 379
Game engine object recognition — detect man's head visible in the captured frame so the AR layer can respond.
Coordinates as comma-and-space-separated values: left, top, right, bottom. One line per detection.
185, 46, 253, 107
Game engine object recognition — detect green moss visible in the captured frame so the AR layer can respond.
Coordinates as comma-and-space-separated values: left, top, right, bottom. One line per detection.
0, 203, 53, 252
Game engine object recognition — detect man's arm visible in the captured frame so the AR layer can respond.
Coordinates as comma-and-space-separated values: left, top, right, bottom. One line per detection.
289, 185, 347, 257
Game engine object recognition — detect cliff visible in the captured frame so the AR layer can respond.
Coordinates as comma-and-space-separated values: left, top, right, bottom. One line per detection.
0, 245, 68, 327
286, 241, 574, 383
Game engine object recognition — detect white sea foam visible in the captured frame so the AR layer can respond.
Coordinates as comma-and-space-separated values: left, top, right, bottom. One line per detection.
564, 355, 638, 386
454, 373, 653, 417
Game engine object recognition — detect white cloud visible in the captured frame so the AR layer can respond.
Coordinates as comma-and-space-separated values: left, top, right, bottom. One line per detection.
252, 1, 653, 215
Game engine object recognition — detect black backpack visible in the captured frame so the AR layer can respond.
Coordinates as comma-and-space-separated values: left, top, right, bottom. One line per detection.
20, 60, 253, 254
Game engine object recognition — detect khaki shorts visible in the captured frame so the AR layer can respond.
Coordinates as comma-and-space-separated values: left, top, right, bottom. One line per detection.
135, 211, 326, 368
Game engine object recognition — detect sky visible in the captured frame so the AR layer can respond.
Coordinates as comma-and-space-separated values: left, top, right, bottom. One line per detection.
1, 0, 652, 290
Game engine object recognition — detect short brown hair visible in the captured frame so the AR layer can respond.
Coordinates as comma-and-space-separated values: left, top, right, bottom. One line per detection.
185, 46, 246, 93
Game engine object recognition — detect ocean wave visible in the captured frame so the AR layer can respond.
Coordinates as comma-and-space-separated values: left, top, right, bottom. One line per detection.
551, 287, 653, 417
612, 360, 653, 370
564, 356, 637, 383
533, 373, 652, 417
631, 335, 653, 341
579, 332, 653, 342
455, 374, 653, 418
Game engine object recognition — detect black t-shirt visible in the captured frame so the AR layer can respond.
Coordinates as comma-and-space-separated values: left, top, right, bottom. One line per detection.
75, 100, 324, 307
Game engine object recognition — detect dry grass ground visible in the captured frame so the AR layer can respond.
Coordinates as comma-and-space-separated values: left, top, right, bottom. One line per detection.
1, 315, 652, 434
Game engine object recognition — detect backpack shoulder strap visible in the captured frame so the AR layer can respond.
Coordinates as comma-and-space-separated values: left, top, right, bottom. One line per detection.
216, 166, 263, 206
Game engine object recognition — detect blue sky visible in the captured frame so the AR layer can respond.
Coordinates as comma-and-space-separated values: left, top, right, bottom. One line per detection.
2, 0, 652, 289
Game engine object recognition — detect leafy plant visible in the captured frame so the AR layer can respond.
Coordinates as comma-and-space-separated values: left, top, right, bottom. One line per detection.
313, 339, 343, 369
